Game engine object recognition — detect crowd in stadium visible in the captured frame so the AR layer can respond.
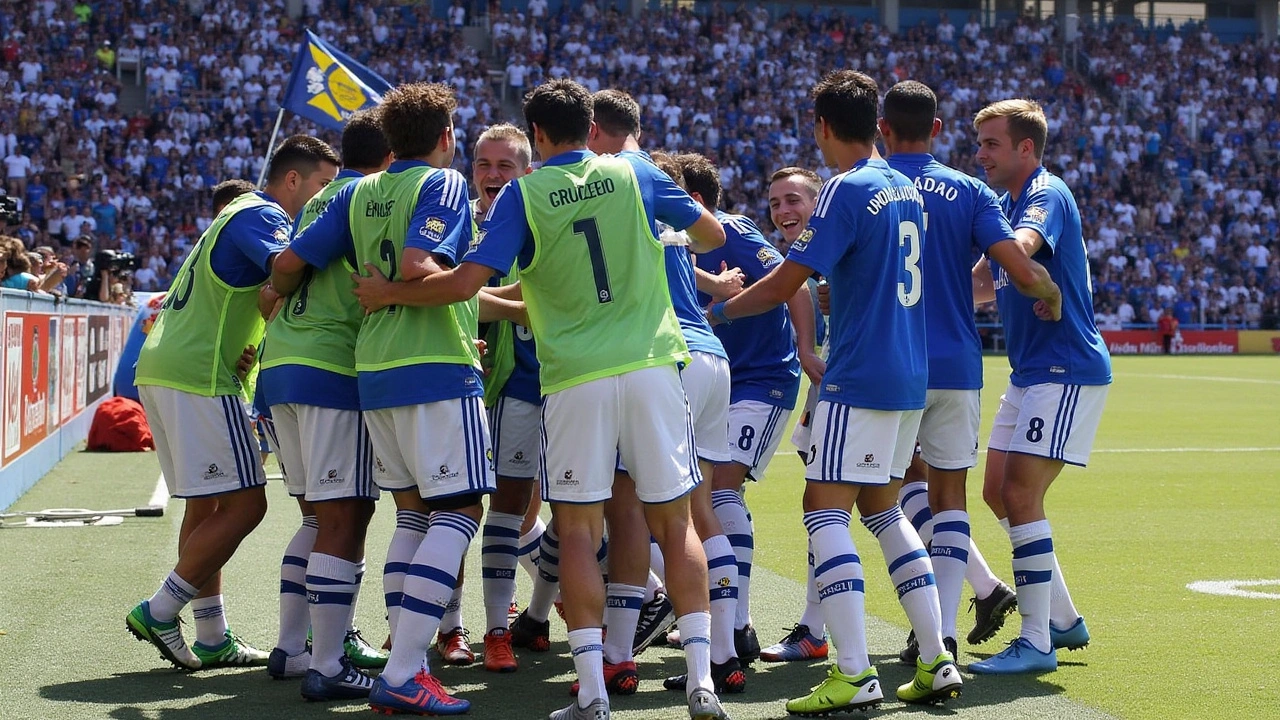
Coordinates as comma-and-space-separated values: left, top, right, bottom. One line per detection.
0, 0, 1276, 328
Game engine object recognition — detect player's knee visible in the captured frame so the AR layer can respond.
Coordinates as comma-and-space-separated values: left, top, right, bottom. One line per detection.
428, 492, 485, 516
220, 486, 268, 527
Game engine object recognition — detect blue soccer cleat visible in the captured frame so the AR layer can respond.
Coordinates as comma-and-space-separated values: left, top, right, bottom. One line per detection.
1051, 616, 1090, 650
369, 670, 470, 715
301, 656, 375, 701
968, 638, 1057, 675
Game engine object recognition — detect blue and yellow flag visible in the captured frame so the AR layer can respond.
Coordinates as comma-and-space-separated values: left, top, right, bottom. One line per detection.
282, 30, 392, 131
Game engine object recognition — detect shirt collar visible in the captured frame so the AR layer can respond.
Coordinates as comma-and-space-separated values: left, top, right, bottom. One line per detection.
543, 148, 595, 167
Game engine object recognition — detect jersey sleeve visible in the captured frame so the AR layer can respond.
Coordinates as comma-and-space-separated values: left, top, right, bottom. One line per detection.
290, 183, 355, 269
724, 215, 782, 283
466, 180, 531, 274
627, 155, 704, 231
971, 181, 1015, 255
223, 204, 290, 273
406, 169, 472, 265
1012, 182, 1065, 254
786, 178, 849, 278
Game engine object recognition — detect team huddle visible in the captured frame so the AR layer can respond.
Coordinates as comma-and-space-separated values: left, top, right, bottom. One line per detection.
123, 70, 1112, 719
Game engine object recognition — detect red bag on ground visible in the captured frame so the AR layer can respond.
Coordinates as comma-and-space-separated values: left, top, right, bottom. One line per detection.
88, 397, 155, 452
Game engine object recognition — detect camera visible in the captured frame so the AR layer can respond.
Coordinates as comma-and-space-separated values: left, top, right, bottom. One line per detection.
0, 195, 18, 225
96, 249, 140, 274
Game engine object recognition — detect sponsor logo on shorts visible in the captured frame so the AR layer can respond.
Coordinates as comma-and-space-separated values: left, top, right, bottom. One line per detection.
510, 450, 530, 467
432, 464, 460, 482
856, 453, 880, 470
559, 469, 578, 486
319, 469, 344, 484
203, 463, 227, 480
375, 457, 387, 473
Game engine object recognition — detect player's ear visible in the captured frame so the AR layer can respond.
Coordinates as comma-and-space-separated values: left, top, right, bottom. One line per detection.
876, 118, 890, 141
931, 117, 942, 139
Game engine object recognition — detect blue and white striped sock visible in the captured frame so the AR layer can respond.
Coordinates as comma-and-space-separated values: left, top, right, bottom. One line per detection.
703, 534, 739, 664
148, 570, 198, 622
277, 516, 318, 654
381, 511, 478, 686
863, 505, 945, 662
804, 509, 869, 677
930, 509, 971, 641
1010, 520, 1055, 652
569, 627, 607, 708
384, 509, 429, 639
191, 594, 228, 647
602, 583, 644, 664
678, 611, 714, 696
307, 553, 359, 676
898, 481, 934, 545
526, 525, 560, 623
712, 488, 754, 629
482, 511, 523, 632
517, 516, 545, 582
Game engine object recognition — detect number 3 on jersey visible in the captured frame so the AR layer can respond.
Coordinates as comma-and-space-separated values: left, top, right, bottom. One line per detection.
898, 220, 921, 307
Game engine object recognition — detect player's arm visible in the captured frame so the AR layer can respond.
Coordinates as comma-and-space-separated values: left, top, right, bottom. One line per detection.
708, 258, 813, 325
972, 257, 996, 306
637, 155, 726, 253
684, 209, 726, 253
987, 238, 1061, 320
478, 292, 528, 326
483, 282, 522, 301
693, 261, 745, 301
355, 261, 493, 311
786, 281, 825, 384
270, 184, 355, 295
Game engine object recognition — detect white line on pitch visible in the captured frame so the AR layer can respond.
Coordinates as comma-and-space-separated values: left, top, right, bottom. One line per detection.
1092, 447, 1280, 454
1117, 372, 1280, 386
147, 473, 169, 509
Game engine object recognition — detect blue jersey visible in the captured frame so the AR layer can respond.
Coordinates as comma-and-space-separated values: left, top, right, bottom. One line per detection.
888, 153, 1012, 390
695, 211, 800, 409
208, 191, 290, 287
993, 167, 1111, 387
289, 160, 482, 410
502, 321, 542, 405
787, 158, 927, 411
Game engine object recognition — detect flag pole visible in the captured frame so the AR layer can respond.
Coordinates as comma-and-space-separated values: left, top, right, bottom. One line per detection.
256, 108, 287, 189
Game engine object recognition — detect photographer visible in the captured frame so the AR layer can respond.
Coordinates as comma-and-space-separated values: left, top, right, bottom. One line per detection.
69, 236, 95, 297
86, 248, 140, 303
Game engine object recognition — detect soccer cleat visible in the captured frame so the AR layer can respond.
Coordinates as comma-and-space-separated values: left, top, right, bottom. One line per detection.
632, 592, 675, 655
369, 669, 470, 716
968, 638, 1057, 675
900, 633, 957, 666
483, 629, 519, 673
509, 601, 521, 623
1051, 616, 1090, 650
785, 664, 883, 716
548, 697, 611, 720
895, 652, 963, 705
761, 624, 828, 663
570, 660, 639, 696
267, 647, 312, 679
344, 627, 389, 669
301, 656, 375, 701
510, 609, 552, 652
967, 582, 1017, 645
688, 687, 733, 720
663, 657, 746, 694
435, 627, 475, 665
192, 629, 270, 668
126, 600, 201, 671
734, 625, 761, 665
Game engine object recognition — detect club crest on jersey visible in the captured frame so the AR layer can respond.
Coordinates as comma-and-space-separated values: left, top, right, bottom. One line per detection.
1022, 206, 1048, 225
791, 227, 814, 252
757, 247, 780, 267
273, 227, 290, 244
470, 227, 486, 251
421, 216, 447, 243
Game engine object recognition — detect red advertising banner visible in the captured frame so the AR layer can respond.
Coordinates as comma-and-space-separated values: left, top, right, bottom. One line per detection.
3, 313, 50, 461
1102, 330, 1240, 355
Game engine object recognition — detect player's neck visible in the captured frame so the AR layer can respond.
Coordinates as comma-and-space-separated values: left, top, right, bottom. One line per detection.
883, 140, 931, 157
1003, 162, 1042, 200
830, 140, 877, 173
537, 141, 589, 161
262, 183, 298, 219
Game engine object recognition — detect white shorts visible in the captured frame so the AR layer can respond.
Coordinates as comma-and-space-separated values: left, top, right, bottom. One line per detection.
682, 351, 731, 463
790, 383, 820, 463
265, 404, 378, 502
364, 396, 495, 501
541, 364, 699, 505
728, 400, 792, 481
803, 401, 923, 485
988, 383, 1109, 466
139, 385, 266, 499
917, 389, 981, 471
490, 395, 540, 480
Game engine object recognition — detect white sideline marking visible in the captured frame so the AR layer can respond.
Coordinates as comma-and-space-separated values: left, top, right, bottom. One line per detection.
147, 473, 170, 510
1092, 446, 1280, 454
1187, 580, 1280, 600
1118, 372, 1280, 386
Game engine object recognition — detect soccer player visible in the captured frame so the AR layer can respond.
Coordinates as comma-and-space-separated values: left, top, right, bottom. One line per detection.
257, 110, 391, 699
967, 99, 1110, 675
681, 154, 821, 666
350, 79, 733, 720
705, 70, 962, 713
127, 135, 339, 670
271, 82, 493, 715
880, 81, 1063, 662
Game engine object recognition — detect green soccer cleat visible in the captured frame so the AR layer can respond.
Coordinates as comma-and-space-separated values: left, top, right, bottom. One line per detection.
126, 600, 201, 671
344, 628, 389, 669
896, 652, 963, 705
786, 664, 883, 716
192, 629, 270, 668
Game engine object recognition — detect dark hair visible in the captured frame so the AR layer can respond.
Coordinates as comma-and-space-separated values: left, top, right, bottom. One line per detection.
591, 89, 640, 138
524, 80, 593, 146
265, 135, 341, 184
811, 70, 880, 144
675, 152, 720, 209
341, 107, 390, 170
648, 150, 684, 188
883, 80, 937, 144
211, 179, 256, 212
379, 82, 457, 159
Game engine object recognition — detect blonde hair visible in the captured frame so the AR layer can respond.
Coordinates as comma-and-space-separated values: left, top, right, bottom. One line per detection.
770, 167, 822, 198
973, 99, 1048, 159
475, 123, 532, 169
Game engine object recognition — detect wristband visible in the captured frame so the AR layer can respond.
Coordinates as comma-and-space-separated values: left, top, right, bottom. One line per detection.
710, 301, 732, 325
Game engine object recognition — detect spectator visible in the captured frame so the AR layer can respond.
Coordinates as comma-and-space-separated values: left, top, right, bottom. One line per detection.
1157, 307, 1180, 354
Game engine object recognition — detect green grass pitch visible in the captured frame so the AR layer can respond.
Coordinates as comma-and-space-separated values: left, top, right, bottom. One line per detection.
0, 356, 1276, 719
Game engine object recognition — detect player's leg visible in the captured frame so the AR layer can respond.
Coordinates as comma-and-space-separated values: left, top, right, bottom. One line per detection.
263, 405, 315, 678
590, 472, 646, 695
518, 492, 545, 584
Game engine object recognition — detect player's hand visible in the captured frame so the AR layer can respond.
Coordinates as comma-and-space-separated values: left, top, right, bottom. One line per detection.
352, 263, 393, 313
704, 303, 721, 327
236, 345, 257, 380
258, 285, 282, 320
799, 351, 826, 386
473, 338, 487, 358
708, 261, 745, 300
816, 280, 830, 315
1034, 286, 1063, 322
